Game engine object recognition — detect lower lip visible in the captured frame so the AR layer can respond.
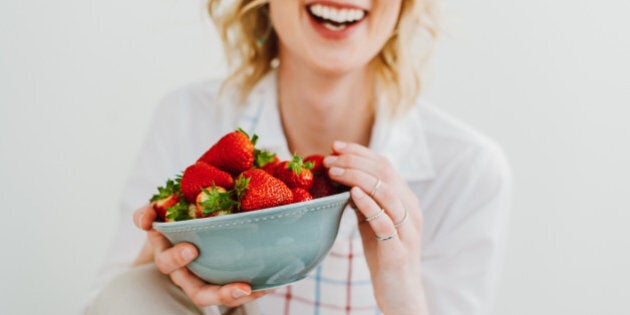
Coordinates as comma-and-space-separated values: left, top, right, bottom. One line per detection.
306, 9, 364, 40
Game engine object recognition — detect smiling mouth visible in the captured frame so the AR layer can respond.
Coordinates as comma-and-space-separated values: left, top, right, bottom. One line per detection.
307, 3, 368, 31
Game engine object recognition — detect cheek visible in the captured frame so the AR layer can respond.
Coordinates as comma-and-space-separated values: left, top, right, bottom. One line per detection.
269, 2, 303, 48
370, 3, 402, 41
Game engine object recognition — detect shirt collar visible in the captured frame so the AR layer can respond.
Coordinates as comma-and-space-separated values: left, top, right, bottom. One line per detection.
238, 70, 435, 182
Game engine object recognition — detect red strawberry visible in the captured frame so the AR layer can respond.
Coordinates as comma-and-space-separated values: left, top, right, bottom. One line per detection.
181, 162, 234, 202
198, 129, 257, 175
261, 156, 280, 175
152, 194, 178, 222
291, 188, 313, 203
236, 169, 293, 211
304, 154, 325, 175
274, 155, 314, 190
309, 175, 338, 199
150, 178, 182, 222
195, 186, 235, 218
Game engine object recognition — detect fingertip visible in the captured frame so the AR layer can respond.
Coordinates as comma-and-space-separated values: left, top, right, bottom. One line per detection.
180, 243, 198, 261
351, 186, 366, 200
332, 140, 347, 152
322, 155, 337, 167
142, 208, 157, 230
227, 283, 251, 299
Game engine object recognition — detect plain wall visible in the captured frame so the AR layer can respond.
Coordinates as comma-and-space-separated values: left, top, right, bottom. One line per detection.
1, 0, 629, 314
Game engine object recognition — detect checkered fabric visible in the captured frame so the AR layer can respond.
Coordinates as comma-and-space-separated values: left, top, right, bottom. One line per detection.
258, 207, 382, 315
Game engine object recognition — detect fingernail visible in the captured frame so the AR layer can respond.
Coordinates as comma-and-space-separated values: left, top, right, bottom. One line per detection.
232, 288, 250, 299
323, 156, 337, 166
351, 186, 366, 199
334, 141, 347, 150
138, 214, 145, 228
182, 247, 195, 261
329, 167, 345, 176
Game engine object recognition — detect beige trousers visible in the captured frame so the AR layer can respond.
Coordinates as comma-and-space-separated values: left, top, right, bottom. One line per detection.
87, 264, 260, 315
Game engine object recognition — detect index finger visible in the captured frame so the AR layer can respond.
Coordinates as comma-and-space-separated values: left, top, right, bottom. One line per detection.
133, 204, 156, 231
331, 141, 379, 162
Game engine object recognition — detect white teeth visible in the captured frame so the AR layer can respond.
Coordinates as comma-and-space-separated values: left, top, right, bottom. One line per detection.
323, 22, 347, 31
308, 4, 366, 24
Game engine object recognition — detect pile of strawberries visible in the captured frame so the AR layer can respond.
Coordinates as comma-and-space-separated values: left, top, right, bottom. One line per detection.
150, 129, 346, 222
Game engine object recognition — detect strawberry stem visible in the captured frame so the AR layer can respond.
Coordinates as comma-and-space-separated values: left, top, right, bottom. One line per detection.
166, 199, 192, 221
233, 175, 251, 212
287, 155, 313, 176
150, 176, 182, 202
254, 149, 276, 168
199, 186, 236, 216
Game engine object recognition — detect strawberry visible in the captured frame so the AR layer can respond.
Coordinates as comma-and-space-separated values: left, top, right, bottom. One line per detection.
260, 155, 280, 175
254, 148, 276, 167
195, 185, 236, 218
150, 178, 182, 222
309, 176, 335, 199
304, 154, 325, 175
253, 148, 279, 175
151, 194, 178, 222
291, 188, 313, 203
236, 169, 293, 211
165, 199, 194, 222
274, 155, 315, 190
198, 129, 257, 175
181, 162, 234, 203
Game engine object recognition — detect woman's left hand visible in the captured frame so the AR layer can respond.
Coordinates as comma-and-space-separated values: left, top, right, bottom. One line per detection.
323, 141, 429, 315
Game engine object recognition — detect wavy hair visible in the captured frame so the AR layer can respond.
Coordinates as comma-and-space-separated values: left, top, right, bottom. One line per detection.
208, 0, 439, 114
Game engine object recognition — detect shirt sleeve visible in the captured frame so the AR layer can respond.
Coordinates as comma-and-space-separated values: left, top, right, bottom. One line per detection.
420, 144, 512, 315
85, 91, 189, 308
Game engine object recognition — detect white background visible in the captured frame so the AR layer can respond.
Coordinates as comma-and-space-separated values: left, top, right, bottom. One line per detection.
1, 0, 629, 314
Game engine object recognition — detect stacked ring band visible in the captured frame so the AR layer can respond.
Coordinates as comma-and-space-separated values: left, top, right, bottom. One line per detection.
394, 208, 409, 228
365, 208, 385, 222
370, 178, 382, 197
375, 230, 398, 241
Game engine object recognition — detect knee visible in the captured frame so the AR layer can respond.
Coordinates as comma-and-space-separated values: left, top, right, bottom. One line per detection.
86, 264, 174, 315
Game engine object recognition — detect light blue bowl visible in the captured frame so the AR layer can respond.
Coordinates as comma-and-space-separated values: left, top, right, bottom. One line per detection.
153, 191, 350, 290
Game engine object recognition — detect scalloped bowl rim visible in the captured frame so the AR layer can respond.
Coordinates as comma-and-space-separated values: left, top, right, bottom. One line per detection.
153, 191, 351, 231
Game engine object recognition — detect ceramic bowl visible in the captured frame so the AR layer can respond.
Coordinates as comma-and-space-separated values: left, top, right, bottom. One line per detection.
153, 191, 351, 290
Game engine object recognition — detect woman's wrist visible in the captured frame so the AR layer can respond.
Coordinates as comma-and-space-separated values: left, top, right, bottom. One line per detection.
375, 277, 429, 315
380, 289, 429, 315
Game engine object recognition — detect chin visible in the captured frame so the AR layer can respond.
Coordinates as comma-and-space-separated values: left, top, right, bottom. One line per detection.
306, 50, 371, 76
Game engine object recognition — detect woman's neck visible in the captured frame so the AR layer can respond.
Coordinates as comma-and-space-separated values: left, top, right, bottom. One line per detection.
277, 55, 376, 156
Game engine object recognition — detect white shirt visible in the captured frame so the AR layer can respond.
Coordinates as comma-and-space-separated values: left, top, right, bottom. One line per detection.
90, 71, 511, 314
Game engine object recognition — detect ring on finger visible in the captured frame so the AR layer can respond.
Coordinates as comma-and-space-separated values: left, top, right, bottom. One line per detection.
365, 208, 385, 222
375, 229, 398, 241
394, 208, 409, 228
370, 178, 382, 197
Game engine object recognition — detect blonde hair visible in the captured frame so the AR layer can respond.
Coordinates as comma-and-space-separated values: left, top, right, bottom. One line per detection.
208, 0, 439, 114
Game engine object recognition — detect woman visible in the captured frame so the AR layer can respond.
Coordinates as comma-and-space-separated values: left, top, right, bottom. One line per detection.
88, 0, 511, 314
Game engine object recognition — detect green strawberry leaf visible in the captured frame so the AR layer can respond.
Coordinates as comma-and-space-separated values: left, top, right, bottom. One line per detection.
165, 199, 192, 221
287, 155, 313, 176
199, 186, 236, 216
254, 149, 276, 168
233, 175, 251, 212
150, 176, 182, 202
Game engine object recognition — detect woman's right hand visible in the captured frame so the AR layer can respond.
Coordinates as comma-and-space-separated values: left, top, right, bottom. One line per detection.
132, 204, 268, 308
